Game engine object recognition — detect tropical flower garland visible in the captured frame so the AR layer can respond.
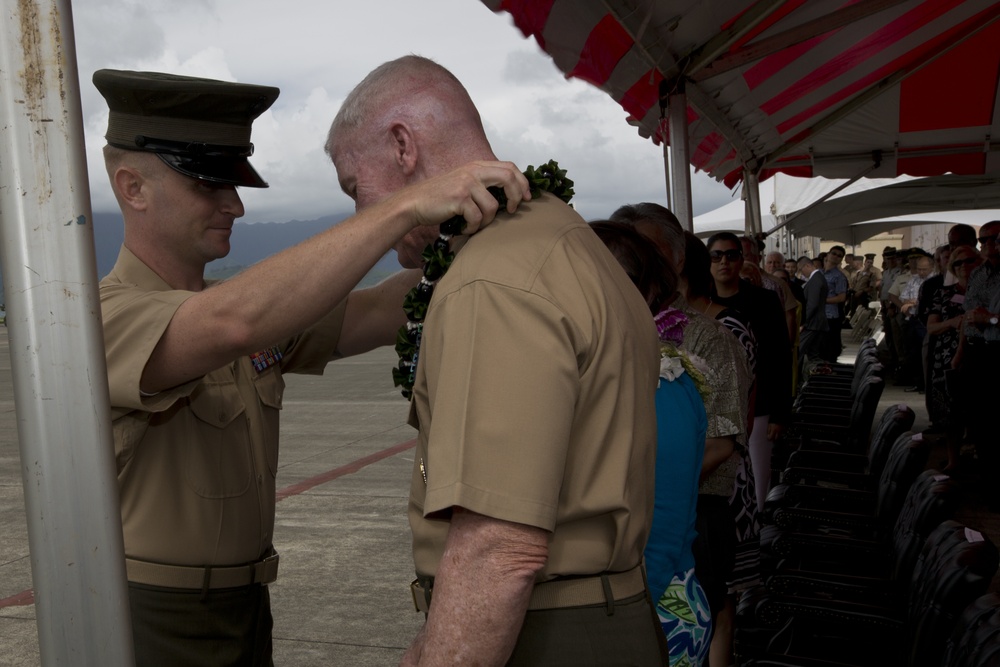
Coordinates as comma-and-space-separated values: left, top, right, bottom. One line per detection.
654, 307, 712, 402
392, 160, 575, 399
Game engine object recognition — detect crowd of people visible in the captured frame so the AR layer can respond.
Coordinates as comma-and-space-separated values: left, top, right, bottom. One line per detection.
869, 224, 1000, 506
783, 227, 1000, 502
88, 55, 999, 667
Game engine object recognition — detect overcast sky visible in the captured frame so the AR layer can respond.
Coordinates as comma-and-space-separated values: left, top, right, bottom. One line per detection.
72, 0, 737, 225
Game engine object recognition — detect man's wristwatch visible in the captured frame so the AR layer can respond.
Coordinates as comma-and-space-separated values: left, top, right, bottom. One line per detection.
989, 315, 998, 326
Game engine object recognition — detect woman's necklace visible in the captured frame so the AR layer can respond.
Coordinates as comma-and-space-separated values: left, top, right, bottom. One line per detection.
392, 160, 574, 399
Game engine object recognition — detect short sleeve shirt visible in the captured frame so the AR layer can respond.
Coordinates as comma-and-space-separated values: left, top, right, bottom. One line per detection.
823, 268, 849, 319
880, 266, 901, 300
678, 305, 750, 446
407, 193, 660, 580
101, 247, 347, 566
964, 262, 1000, 341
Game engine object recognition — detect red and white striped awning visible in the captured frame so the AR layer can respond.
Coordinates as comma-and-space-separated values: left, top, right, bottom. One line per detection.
480, 0, 1000, 189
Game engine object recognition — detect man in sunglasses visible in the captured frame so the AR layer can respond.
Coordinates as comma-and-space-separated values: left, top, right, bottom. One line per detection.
961, 220, 1000, 508
707, 232, 791, 512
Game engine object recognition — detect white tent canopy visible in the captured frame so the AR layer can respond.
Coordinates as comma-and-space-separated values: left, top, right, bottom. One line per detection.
693, 173, 1000, 243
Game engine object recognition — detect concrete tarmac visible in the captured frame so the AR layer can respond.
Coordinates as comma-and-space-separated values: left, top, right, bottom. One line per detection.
1, 328, 998, 665
0, 329, 423, 666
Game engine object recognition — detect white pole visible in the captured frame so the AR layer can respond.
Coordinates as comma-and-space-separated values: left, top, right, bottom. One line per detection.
667, 83, 694, 232
0, 1, 134, 665
663, 140, 672, 211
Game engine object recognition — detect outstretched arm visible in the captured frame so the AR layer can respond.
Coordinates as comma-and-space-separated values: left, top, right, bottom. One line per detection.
141, 162, 529, 392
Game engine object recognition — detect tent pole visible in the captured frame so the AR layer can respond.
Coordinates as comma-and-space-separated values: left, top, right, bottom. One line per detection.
667, 82, 693, 232
663, 140, 672, 210
0, 2, 134, 665
743, 168, 763, 236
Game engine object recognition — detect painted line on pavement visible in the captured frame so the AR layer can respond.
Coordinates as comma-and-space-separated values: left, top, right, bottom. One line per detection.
0, 588, 34, 609
276, 438, 415, 501
0, 438, 417, 610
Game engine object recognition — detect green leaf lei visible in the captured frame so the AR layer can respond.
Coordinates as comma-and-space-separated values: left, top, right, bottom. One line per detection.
392, 160, 575, 399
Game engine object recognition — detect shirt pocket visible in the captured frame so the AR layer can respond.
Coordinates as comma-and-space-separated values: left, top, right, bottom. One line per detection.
253, 366, 285, 476
185, 376, 252, 498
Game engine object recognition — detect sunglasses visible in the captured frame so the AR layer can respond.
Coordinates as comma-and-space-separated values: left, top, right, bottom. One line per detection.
978, 234, 999, 246
951, 257, 979, 270
709, 249, 743, 263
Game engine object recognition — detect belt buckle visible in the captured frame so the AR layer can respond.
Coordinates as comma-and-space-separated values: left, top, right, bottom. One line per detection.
410, 578, 431, 613
255, 552, 280, 585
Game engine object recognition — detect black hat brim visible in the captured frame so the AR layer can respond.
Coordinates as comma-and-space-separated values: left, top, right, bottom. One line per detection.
157, 153, 268, 188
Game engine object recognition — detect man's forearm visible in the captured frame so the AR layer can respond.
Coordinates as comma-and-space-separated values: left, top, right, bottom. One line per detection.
338, 268, 422, 357
141, 162, 529, 392
701, 436, 736, 478
402, 508, 548, 666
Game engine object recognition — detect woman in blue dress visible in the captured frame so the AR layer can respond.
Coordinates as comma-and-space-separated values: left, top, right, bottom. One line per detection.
591, 221, 713, 665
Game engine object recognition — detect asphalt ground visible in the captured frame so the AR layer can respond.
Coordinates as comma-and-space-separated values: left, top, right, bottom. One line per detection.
0, 329, 423, 666
1, 327, 998, 666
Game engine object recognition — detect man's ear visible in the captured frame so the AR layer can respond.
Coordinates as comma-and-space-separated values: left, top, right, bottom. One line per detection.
113, 166, 148, 212
389, 122, 418, 177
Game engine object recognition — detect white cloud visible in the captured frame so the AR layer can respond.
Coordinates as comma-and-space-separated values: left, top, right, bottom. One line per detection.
73, 0, 734, 225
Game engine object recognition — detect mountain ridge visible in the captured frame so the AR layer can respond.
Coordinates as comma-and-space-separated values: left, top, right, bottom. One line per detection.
93, 212, 403, 282
0, 213, 404, 306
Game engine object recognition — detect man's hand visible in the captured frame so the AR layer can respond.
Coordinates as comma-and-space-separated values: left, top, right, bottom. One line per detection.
767, 422, 784, 442
396, 161, 531, 234
400, 508, 548, 666
966, 307, 996, 327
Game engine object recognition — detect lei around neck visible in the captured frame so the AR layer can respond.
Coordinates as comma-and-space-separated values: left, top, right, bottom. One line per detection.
392, 160, 575, 399
654, 306, 712, 403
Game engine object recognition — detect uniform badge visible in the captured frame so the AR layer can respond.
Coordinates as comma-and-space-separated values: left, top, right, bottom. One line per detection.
249, 346, 283, 373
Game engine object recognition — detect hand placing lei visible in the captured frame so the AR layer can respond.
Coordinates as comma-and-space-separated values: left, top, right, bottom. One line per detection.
392, 160, 575, 399
655, 306, 712, 402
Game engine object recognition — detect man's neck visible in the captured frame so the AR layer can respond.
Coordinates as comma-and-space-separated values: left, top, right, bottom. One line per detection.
715, 280, 739, 298
125, 241, 207, 291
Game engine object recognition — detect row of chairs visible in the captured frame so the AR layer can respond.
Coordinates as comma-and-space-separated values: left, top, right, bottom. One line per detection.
734, 339, 1000, 666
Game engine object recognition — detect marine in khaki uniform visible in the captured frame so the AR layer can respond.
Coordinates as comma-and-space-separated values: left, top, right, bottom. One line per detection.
326, 55, 667, 666
849, 253, 882, 314
93, 69, 530, 667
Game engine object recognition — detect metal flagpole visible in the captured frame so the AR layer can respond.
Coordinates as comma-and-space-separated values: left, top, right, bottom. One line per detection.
0, 1, 134, 665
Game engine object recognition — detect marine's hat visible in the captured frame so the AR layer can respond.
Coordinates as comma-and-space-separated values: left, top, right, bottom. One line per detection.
864, 253, 876, 259
882, 246, 897, 255
93, 69, 279, 188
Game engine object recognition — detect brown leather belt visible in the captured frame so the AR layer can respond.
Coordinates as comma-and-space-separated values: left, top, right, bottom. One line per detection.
126, 551, 279, 590
410, 564, 646, 613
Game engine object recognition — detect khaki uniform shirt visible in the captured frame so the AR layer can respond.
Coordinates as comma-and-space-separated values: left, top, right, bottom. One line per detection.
888, 271, 913, 300
852, 266, 881, 293
407, 193, 660, 580
101, 247, 346, 568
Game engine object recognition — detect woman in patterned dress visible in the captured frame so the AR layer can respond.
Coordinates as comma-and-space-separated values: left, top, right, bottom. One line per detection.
926, 244, 982, 470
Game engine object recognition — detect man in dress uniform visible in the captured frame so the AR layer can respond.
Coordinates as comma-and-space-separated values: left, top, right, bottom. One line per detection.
850, 253, 881, 313
325, 56, 667, 666
93, 69, 529, 667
